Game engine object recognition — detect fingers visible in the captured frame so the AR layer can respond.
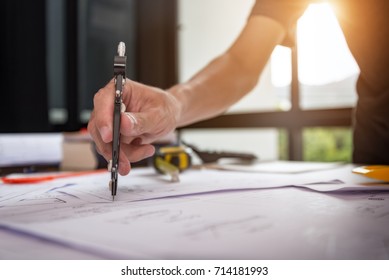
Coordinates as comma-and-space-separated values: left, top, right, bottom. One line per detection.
118, 143, 155, 175
120, 111, 162, 143
120, 80, 178, 140
89, 125, 155, 176
87, 114, 112, 162
90, 117, 155, 174
87, 80, 115, 164
88, 78, 174, 176
122, 143, 155, 163
118, 149, 131, 176
93, 80, 115, 143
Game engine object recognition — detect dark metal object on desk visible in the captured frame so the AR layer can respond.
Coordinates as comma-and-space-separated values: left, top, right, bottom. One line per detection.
182, 142, 257, 164
109, 42, 126, 201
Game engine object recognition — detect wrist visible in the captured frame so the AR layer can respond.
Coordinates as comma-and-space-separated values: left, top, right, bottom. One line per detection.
167, 83, 192, 127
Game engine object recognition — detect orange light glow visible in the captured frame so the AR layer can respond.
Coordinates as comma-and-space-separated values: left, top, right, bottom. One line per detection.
271, 3, 359, 87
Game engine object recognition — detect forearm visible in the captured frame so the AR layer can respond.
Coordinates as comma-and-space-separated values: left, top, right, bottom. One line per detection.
169, 54, 259, 127
169, 16, 286, 127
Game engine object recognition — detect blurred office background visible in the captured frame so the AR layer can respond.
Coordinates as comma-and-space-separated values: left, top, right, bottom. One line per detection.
2, 0, 176, 132
178, 0, 358, 162
1, 0, 359, 162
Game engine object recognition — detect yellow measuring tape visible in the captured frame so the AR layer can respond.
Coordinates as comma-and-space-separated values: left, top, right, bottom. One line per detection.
353, 165, 389, 182
153, 146, 192, 181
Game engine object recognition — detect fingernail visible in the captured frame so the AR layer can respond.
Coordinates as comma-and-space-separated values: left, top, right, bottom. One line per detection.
100, 126, 111, 142
120, 103, 126, 113
125, 112, 137, 125
119, 160, 131, 175
146, 146, 156, 157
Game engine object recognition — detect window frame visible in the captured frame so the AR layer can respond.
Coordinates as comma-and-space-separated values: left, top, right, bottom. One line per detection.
180, 42, 353, 160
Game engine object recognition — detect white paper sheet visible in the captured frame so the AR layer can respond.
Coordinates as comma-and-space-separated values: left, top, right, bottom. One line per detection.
1, 164, 389, 259
0, 168, 294, 224
0, 133, 63, 167
297, 180, 389, 192
3, 188, 389, 259
206, 160, 343, 173
1, 165, 387, 224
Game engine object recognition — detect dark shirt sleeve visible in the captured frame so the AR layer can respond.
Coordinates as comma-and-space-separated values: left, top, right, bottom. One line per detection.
249, 0, 311, 47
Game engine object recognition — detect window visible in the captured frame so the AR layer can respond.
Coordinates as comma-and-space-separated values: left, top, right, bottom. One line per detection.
179, 1, 357, 162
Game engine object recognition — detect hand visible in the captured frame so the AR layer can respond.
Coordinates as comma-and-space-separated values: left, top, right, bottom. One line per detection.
88, 78, 181, 175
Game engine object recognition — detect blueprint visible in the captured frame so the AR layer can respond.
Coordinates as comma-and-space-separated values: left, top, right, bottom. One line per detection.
1, 164, 388, 259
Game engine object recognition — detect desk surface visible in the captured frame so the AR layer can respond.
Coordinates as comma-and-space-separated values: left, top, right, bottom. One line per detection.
0, 162, 388, 260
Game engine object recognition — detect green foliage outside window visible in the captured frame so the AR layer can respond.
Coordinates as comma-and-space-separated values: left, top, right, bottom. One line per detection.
278, 127, 352, 162
278, 129, 288, 160
303, 127, 352, 162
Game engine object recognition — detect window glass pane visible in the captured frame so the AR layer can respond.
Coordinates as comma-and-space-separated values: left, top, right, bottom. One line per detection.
303, 127, 352, 162
47, 0, 66, 125
277, 129, 289, 161
297, 3, 360, 110
270, 46, 292, 111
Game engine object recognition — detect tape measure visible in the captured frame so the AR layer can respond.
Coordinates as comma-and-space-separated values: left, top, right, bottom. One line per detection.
153, 146, 192, 176
353, 165, 389, 182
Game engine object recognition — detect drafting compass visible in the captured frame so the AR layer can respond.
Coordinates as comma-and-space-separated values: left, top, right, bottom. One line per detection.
109, 42, 126, 201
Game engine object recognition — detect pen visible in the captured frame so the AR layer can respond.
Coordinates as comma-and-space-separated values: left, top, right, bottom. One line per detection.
109, 42, 126, 201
